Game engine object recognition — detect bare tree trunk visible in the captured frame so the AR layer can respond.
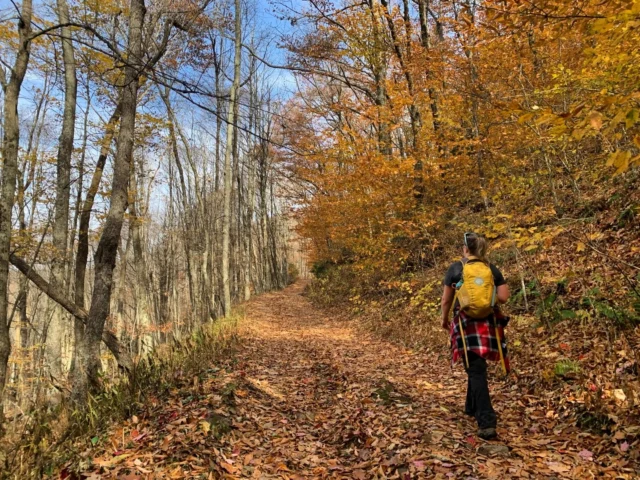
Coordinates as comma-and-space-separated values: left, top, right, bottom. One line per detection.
259, 149, 270, 292
68, 78, 91, 374
47, 0, 78, 384
233, 94, 242, 301
222, 0, 242, 317
214, 38, 223, 192
158, 87, 197, 313
129, 159, 153, 354
13, 73, 48, 396
72, 0, 147, 403
0, 0, 33, 429
74, 104, 121, 306
244, 62, 257, 301
71, 103, 121, 380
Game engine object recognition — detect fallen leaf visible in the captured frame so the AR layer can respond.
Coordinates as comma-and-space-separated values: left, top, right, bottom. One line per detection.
548, 462, 570, 473
588, 111, 603, 130
95, 453, 133, 468
220, 462, 236, 474
199, 420, 211, 434
578, 449, 593, 461
352, 469, 366, 479
613, 389, 626, 403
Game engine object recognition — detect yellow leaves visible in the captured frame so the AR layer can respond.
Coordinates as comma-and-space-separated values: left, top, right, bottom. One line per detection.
576, 242, 586, 253
606, 150, 633, 175
84, 0, 123, 16
489, 222, 508, 234
549, 123, 567, 136
536, 113, 559, 127
609, 109, 627, 129
199, 420, 211, 434
518, 112, 534, 124
572, 128, 588, 141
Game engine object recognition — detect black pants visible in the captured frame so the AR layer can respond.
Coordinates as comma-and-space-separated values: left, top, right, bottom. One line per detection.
464, 352, 497, 429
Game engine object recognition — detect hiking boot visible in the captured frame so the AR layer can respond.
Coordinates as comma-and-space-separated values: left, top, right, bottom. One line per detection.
478, 427, 497, 440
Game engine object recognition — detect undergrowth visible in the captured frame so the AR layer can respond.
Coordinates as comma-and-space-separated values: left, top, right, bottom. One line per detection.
0, 312, 243, 479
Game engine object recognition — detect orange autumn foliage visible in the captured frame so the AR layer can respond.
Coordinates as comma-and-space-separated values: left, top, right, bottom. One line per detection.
278, 0, 640, 323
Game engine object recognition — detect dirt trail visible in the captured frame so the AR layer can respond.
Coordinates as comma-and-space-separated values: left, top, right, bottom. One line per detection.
78, 282, 634, 479
215, 282, 626, 479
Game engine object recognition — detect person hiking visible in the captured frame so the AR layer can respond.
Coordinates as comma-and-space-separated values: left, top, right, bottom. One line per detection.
440, 232, 510, 440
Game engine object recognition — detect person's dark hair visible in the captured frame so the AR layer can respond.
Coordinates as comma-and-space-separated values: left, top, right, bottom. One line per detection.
464, 232, 488, 263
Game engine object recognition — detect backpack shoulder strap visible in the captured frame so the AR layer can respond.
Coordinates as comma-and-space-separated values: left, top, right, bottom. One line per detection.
456, 259, 467, 288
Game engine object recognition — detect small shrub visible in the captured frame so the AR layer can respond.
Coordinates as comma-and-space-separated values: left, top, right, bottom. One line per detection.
287, 262, 299, 284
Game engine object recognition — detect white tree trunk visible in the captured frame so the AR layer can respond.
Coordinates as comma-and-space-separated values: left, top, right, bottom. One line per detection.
222, 0, 242, 317
47, 0, 78, 383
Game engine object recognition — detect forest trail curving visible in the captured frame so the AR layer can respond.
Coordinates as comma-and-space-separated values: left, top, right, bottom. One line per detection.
81, 282, 633, 479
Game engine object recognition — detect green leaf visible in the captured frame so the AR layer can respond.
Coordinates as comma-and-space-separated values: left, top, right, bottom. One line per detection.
91, 436, 99, 446
626, 109, 639, 129
560, 310, 577, 319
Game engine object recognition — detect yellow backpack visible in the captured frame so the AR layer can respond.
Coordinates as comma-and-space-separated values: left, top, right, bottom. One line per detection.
456, 258, 496, 318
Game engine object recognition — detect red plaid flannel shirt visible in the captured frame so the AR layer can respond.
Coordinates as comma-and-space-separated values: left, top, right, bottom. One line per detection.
450, 308, 510, 371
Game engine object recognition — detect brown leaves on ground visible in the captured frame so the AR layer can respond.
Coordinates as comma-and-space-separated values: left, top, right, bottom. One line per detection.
63, 283, 638, 479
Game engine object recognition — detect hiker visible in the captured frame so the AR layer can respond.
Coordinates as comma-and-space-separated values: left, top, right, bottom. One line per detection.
440, 232, 510, 440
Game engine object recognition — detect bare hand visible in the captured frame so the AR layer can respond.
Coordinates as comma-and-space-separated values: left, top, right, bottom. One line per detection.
441, 318, 450, 331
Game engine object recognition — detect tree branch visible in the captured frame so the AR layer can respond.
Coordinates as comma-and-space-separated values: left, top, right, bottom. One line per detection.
9, 254, 133, 372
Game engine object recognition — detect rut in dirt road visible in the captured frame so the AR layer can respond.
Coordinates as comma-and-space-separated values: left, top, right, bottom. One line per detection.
218, 282, 628, 479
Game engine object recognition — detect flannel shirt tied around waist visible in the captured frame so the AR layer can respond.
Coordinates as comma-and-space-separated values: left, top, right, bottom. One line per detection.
450, 308, 511, 372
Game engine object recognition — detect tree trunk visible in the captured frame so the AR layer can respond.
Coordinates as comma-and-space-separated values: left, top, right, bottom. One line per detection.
12, 72, 48, 396
72, 0, 147, 403
129, 161, 153, 354
69, 78, 91, 374
47, 0, 78, 383
417, 0, 443, 139
222, 0, 242, 317
158, 87, 198, 313
70, 103, 121, 380
0, 0, 33, 429
244, 63, 257, 301
74, 104, 122, 310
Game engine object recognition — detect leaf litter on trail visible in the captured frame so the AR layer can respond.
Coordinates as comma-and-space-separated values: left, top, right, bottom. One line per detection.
59, 284, 638, 479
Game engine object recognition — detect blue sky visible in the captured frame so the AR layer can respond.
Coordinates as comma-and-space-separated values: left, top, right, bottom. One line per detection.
253, 0, 298, 99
